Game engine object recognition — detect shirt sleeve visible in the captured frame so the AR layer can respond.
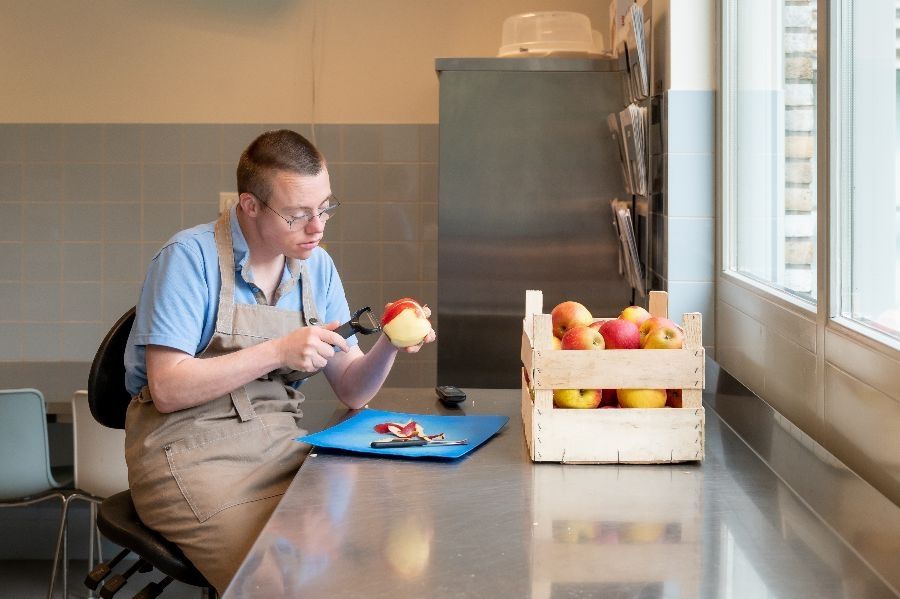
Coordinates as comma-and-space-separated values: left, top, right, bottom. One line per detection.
132, 240, 209, 356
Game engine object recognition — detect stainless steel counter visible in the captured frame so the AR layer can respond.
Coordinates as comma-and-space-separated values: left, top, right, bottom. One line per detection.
223, 385, 898, 598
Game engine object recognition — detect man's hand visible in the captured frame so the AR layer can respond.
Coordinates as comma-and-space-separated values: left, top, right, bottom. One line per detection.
277, 322, 350, 372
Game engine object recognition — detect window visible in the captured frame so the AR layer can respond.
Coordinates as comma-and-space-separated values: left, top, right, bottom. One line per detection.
723, 0, 818, 302
833, 0, 900, 341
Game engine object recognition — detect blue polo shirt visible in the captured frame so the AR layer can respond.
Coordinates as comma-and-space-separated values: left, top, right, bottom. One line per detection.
124, 206, 355, 396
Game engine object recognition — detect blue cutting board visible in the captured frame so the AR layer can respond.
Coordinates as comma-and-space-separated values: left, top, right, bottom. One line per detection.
296, 409, 509, 459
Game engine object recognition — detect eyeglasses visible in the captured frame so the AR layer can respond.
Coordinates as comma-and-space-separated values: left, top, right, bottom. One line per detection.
259, 198, 340, 230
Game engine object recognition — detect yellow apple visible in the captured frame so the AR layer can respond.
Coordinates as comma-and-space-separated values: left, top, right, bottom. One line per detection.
551, 301, 593, 339
618, 305, 651, 328
638, 316, 683, 348
616, 388, 666, 408
553, 388, 603, 409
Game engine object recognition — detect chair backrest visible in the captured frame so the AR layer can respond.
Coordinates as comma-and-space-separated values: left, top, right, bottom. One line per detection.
88, 307, 136, 430
0, 388, 61, 499
72, 390, 129, 498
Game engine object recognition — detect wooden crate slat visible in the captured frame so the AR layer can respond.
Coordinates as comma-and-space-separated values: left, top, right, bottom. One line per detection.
648, 290, 668, 318
523, 403, 705, 463
532, 348, 705, 390
521, 329, 534, 376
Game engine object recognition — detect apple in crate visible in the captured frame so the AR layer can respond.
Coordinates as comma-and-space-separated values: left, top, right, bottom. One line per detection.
666, 389, 683, 408
595, 318, 640, 349
601, 388, 618, 407
553, 388, 603, 409
616, 388, 667, 408
551, 301, 593, 339
639, 317, 684, 349
618, 305, 651, 327
560, 325, 605, 350
381, 297, 432, 348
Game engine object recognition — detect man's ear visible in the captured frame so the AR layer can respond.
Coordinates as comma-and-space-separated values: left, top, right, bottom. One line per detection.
238, 192, 260, 216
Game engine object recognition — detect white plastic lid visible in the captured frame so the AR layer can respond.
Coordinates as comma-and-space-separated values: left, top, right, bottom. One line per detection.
499, 11, 601, 57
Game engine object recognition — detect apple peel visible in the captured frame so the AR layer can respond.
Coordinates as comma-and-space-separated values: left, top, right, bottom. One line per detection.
372, 420, 445, 441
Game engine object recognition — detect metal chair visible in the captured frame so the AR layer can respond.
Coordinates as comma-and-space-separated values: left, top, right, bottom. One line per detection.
0, 387, 73, 598
51, 390, 129, 598
85, 307, 216, 598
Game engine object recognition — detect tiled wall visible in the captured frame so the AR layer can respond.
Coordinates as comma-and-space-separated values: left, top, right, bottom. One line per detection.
0, 123, 438, 390
663, 90, 716, 352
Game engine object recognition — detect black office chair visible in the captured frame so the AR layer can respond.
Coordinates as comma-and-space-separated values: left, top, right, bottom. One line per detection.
86, 307, 217, 598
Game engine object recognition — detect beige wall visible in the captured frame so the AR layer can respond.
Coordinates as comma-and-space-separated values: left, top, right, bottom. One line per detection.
2, 0, 608, 124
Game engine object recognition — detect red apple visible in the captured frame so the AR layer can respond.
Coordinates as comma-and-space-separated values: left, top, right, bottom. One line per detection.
640, 317, 684, 349
600, 388, 618, 406
597, 318, 640, 349
560, 325, 605, 351
617, 388, 667, 408
666, 389, 683, 408
553, 388, 603, 409
381, 297, 431, 348
618, 305, 651, 328
551, 301, 593, 339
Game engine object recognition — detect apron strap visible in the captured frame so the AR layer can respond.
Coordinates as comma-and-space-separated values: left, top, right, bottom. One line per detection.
281, 261, 322, 384
230, 385, 256, 422
298, 260, 321, 327
213, 210, 237, 334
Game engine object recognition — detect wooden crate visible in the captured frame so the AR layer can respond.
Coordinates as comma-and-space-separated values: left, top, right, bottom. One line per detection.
521, 289, 705, 463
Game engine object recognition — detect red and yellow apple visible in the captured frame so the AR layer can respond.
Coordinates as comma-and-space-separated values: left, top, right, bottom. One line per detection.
619, 305, 651, 328
597, 318, 640, 349
553, 388, 603, 409
560, 325, 605, 351
616, 388, 667, 408
551, 301, 593, 339
381, 297, 432, 348
639, 316, 684, 349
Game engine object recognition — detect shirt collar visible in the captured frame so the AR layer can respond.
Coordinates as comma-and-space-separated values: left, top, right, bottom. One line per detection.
229, 204, 304, 290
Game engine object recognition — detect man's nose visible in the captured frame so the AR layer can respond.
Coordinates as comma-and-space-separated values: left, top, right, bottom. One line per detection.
305, 214, 326, 233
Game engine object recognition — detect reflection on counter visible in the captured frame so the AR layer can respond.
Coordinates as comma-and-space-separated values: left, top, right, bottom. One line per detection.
384, 513, 434, 579
530, 464, 702, 599
552, 520, 682, 545
551, 581, 668, 598
226, 461, 359, 597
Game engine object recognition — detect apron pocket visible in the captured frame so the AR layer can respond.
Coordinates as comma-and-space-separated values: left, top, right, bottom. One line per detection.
165, 413, 306, 523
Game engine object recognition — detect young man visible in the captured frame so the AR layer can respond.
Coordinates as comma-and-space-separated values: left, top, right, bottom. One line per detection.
122, 129, 434, 592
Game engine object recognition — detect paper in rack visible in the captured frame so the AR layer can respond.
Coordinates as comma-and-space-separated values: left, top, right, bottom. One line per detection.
614, 205, 645, 297
618, 103, 648, 197
608, 113, 633, 195
624, 3, 649, 102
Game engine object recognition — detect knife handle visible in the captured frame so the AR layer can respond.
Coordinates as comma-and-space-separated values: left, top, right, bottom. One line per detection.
370, 439, 428, 448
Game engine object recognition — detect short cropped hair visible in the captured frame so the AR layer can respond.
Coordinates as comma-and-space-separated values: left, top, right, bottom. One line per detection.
236, 130, 324, 202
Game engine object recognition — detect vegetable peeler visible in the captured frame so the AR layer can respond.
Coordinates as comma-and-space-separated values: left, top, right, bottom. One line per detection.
334, 306, 382, 339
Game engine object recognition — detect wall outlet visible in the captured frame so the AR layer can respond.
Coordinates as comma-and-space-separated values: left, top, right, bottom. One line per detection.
219, 192, 239, 214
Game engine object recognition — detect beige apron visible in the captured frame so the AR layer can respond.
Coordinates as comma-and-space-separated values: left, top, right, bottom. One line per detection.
124, 211, 321, 593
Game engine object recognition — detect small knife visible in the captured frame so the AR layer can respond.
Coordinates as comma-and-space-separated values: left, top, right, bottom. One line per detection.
370, 438, 468, 448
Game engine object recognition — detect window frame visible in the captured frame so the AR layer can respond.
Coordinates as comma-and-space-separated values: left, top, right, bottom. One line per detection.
717, 0, 900, 504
